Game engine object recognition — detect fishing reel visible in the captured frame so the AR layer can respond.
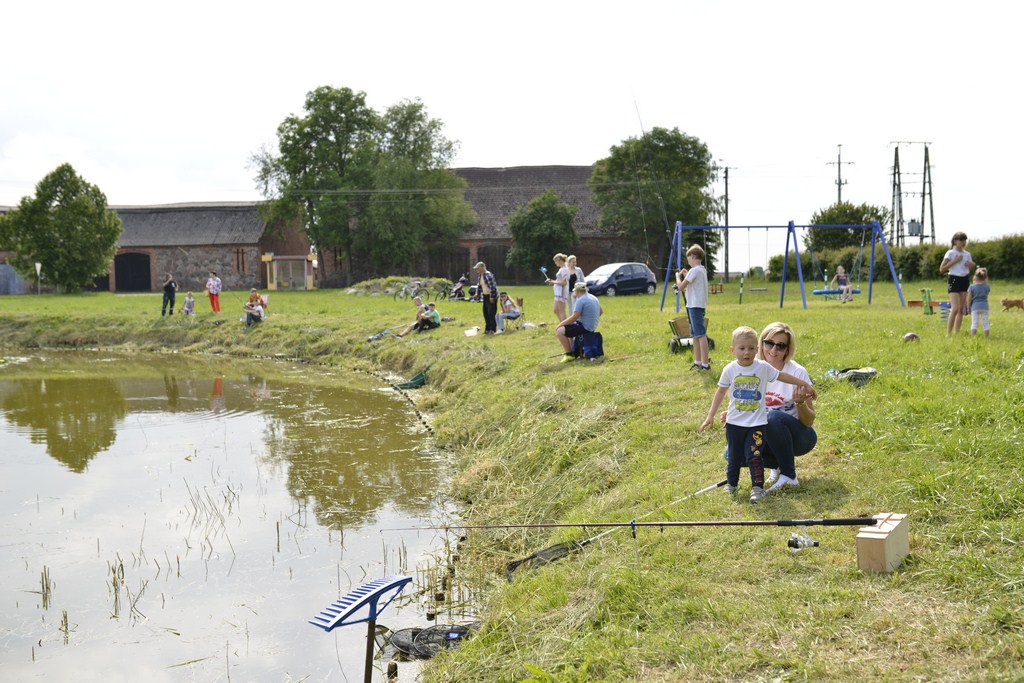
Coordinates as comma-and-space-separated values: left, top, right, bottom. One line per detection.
787, 531, 820, 553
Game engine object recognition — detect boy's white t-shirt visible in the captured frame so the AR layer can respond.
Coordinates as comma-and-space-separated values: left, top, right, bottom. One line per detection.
718, 358, 780, 427
684, 264, 708, 309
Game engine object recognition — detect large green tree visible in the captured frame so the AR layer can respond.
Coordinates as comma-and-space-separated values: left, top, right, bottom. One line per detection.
253, 86, 378, 281
356, 99, 475, 273
0, 163, 121, 292
505, 189, 579, 273
253, 88, 473, 282
806, 201, 891, 252
589, 127, 720, 273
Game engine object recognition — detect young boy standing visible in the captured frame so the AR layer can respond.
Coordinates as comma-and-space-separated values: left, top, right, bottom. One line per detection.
675, 245, 710, 370
699, 326, 816, 503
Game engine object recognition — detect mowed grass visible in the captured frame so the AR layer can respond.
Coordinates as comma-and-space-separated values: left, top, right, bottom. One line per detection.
2, 279, 1024, 681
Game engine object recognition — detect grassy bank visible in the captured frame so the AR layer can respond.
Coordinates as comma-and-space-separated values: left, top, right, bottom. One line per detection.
3, 281, 1024, 681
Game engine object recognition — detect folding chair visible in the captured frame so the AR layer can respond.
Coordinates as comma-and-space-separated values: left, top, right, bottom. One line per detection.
502, 297, 525, 332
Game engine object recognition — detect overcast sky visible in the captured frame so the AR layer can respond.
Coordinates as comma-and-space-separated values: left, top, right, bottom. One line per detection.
2, 1, 1018, 272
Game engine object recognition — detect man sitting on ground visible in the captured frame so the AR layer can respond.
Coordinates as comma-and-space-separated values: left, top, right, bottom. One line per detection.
556, 281, 602, 362
397, 299, 441, 337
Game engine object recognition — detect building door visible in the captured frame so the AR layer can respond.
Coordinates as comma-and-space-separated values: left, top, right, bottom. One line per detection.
114, 253, 152, 291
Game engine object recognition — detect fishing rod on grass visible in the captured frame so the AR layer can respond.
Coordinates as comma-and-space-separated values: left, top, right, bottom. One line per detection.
504, 478, 727, 580
387, 509, 876, 580
404, 517, 877, 532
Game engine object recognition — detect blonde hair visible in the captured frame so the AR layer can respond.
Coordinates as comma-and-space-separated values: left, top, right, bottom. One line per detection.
974, 267, 988, 281
686, 244, 705, 261
566, 255, 577, 265
553, 253, 567, 263
732, 325, 758, 344
756, 322, 796, 364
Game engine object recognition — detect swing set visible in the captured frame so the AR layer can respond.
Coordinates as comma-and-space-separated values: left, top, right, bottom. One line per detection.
660, 220, 906, 311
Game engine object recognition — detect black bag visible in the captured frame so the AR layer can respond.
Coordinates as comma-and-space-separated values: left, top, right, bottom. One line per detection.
572, 331, 604, 359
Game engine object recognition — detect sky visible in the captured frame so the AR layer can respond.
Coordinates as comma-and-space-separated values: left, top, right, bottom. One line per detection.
2, 1, 1020, 273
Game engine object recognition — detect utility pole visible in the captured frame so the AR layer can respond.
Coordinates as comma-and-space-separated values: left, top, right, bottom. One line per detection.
827, 144, 853, 204
720, 163, 734, 282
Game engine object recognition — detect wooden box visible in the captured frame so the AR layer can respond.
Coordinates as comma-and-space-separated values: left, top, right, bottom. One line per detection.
856, 513, 909, 573
669, 316, 690, 338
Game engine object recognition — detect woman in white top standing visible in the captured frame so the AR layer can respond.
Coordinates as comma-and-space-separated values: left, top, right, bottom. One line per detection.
939, 231, 976, 336
545, 253, 569, 323
565, 255, 586, 307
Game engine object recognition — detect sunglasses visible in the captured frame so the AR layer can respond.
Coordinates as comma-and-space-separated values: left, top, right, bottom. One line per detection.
762, 339, 789, 351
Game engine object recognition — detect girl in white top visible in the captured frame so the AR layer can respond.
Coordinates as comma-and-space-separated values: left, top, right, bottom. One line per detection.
545, 253, 569, 323
939, 231, 975, 336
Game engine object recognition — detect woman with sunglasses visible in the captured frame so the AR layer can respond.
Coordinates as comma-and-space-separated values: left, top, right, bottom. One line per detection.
756, 322, 816, 491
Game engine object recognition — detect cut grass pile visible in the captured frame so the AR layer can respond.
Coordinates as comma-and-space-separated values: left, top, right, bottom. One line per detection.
2, 280, 1024, 681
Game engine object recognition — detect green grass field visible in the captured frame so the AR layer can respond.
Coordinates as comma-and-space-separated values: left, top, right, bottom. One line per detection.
2, 279, 1024, 681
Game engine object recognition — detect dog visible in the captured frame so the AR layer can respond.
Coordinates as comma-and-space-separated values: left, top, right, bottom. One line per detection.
1001, 297, 1024, 311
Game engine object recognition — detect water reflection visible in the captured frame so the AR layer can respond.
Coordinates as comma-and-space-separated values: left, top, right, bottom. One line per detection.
1, 378, 126, 472
0, 361, 443, 528
0, 353, 452, 681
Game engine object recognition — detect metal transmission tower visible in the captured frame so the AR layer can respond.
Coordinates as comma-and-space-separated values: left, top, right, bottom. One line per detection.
890, 142, 935, 247
827, 144, 854, 203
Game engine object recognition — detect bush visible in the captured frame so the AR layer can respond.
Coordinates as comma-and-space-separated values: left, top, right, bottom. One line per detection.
770, 234, 1024, 282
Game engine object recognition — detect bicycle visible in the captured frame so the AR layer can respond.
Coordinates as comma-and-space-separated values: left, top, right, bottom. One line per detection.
433, 281, 453, 301
393, 280, 428, 302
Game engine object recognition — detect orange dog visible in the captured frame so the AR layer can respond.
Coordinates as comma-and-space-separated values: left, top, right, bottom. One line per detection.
1002, 297, 1024, 311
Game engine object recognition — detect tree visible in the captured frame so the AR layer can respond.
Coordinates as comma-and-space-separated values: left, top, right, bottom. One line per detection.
505, 189, 579, 273
589, 127, 720, 273
806, 201, 892, 252
253, 89, 473, 283
355, 99, 475, 273
253, 86, 378, 282
0, 163, 122, 292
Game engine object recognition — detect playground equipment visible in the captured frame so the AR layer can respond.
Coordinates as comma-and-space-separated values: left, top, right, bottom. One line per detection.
661, 220, 905, 311
809, 226, 867, 300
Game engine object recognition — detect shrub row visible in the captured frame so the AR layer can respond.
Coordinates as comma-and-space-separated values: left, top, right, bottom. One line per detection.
767, 233, 1024, 282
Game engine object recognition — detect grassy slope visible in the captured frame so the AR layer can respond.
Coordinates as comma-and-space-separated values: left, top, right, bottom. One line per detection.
2, 281, 1024, 682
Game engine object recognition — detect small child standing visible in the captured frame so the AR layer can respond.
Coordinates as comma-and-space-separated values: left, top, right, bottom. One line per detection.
700, 326, 816, 503
182, 292, 195, 318
966, 267, 990, 338
675, 244, 710, 371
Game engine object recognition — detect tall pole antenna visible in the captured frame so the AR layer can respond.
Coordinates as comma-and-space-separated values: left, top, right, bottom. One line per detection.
827, 144, 853, 203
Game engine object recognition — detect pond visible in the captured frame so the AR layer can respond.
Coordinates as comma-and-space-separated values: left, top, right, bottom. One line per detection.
0, 352, 457, 681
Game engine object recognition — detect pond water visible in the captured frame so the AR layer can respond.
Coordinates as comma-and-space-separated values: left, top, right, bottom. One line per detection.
0, 352, 456, 681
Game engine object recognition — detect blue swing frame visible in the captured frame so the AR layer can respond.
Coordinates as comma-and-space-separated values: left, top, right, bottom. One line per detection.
661, 220, 906, 310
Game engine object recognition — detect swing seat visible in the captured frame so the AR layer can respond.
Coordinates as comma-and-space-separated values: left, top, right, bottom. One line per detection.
813, 288, 861, 299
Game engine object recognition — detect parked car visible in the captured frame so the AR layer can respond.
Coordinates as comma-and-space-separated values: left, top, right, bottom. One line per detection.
585, 262, 657, 296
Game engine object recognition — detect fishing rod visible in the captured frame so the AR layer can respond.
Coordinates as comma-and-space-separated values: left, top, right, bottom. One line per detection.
389, 518, 877, 532
634, 101, 674, 243
504, 478, 727, 580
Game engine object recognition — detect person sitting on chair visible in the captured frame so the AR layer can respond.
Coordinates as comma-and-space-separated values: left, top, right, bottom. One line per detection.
556, 281, 602, 362
830, 265, 854, 303
495, 292, 520, 334
244, 294, 265, 327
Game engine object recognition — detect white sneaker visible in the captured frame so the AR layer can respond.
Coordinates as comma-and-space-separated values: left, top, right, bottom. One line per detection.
726, 485, 738, 495
749, 486, 765, 503
495, 330, 504, 334
766, 474, 799, 492
765, 469, 780, 487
